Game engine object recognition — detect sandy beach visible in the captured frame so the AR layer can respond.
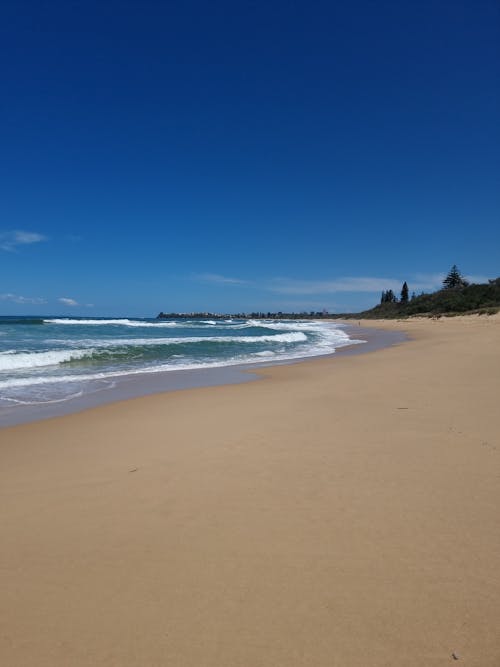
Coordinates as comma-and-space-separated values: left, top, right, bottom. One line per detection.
1, 314, 499, 667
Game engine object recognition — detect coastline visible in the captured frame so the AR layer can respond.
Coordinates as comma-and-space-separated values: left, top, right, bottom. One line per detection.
0, 323, 405, 428
1, 314, 499, 666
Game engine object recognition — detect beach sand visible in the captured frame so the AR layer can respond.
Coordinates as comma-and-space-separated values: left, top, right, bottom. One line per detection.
1, 314, 499, 666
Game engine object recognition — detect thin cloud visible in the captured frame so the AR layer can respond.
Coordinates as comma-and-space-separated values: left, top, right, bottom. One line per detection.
58, 297, 79, 306
263, 300, 338, 311
411, 272, 491, 291
268, 277, 403, 295
0, 293, 46, 304
195, 273, 251, 286
410, 273, 446, 291
267, 272, 493, 297
465, 274, 491, 285
0, 230, 46, 252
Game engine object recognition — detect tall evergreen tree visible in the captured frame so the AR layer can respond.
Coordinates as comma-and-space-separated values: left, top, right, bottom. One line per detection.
380, 289, 398, 303
443, 265, 469, 289
400, 281, 409, 303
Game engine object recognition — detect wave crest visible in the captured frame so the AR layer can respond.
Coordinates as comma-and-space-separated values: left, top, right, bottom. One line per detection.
0, 349, 94, 371
44, 318, 179, 327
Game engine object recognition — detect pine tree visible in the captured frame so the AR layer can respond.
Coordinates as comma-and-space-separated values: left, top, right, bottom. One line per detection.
443, 265, 469, 290
400, 281, 409, 303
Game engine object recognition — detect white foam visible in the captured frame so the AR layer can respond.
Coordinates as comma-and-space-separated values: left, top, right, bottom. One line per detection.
232, 332, 307, 344
1, 389, 85, 405
220, 322, 253, 329
248, 319, 337, 333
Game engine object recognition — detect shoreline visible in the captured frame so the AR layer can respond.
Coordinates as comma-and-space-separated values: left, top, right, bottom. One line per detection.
0, 323, 406, 428
1, 314, 499, 666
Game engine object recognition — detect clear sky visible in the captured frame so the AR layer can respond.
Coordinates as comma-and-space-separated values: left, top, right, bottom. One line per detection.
1, 0, 498, 315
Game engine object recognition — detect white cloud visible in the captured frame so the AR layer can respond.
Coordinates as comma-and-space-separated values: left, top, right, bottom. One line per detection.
194, 271, 493, 298
263, 299, 339, 311
195, 273, 250, 286
0, 230, 46, 251
410, 272, 491, 291
0, 293, 46, 304
266, 272, 493, 296
465, 274, 491, 285
410, 273, 446, 291
58, 297, 79, 306
268, 277, 403, 295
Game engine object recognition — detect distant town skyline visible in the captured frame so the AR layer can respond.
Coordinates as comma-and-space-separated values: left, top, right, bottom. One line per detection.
1, 1, 498, 316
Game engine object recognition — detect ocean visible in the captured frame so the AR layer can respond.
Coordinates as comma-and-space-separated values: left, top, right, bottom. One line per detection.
0, 316, 366, 425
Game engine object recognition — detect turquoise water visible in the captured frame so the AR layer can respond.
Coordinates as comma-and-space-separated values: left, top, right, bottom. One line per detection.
0, 316, 364, 408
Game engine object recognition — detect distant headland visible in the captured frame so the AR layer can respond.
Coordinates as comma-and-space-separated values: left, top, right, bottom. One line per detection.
156, 310, 330, 321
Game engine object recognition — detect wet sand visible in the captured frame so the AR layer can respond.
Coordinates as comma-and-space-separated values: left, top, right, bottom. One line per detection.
1, 314, 499, 666
0, 324, 405, 428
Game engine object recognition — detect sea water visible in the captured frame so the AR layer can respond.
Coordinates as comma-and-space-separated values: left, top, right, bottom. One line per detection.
0, 317, 365, 419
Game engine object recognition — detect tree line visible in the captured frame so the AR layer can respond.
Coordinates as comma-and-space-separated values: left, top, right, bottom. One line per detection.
381, 265, 468, 305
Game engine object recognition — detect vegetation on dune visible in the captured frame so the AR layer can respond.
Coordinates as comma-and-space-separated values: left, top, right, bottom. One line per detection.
351, 267, 500, 319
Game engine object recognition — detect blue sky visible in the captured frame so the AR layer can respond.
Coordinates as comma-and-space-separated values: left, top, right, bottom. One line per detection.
1, 0, 498, 315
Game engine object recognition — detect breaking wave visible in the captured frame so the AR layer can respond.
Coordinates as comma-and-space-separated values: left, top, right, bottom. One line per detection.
0, 318, 365, 409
